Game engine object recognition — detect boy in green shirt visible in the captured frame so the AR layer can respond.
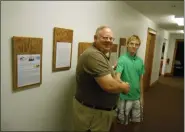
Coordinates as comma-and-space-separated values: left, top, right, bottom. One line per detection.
115, 35, 145, 131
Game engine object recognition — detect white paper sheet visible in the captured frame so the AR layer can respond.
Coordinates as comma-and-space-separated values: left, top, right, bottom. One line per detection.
17, 54, 40, 87
56, 42, 71, 68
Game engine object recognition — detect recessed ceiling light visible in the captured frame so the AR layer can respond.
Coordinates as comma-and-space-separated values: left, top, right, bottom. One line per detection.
171, 15, 184, 26
180, 30, 184, 33
175, 17, 184, 26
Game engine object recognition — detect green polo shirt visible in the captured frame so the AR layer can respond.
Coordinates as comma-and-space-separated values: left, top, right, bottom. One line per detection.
116, 52, 145, 100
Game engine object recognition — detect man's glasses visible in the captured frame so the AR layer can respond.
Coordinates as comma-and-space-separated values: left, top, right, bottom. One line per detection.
99, 36, 115, 42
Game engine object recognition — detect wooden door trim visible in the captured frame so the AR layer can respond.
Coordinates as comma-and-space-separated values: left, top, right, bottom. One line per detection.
148, 27, 157, 35
144, 28, 157, 91
171, 39, 184, 75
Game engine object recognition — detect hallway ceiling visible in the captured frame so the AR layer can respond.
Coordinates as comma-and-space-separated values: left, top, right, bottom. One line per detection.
125, 1, 184, 34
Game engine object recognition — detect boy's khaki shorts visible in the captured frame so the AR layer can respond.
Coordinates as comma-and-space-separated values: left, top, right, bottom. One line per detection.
117, 99, 143, 125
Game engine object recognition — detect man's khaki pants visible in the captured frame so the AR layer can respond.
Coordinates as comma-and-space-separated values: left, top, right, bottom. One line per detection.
73, 97, 116, 132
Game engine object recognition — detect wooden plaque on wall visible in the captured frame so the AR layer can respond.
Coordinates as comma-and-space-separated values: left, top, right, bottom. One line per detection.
12, 36, 43, 90
118, 38, 126, 57
111, 44, 118, 53
78, 42, 92, 60
52, 27, 73, 72
109, 44, 118, 64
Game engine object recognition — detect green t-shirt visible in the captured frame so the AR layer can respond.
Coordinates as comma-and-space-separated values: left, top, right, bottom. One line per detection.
116, 52, 145, 100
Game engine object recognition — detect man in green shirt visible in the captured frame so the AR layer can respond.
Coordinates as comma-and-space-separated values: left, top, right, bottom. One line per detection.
115, 35, 145, 132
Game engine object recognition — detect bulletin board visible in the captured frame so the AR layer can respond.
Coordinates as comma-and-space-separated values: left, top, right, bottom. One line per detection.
111, 44, 118, 52
78, 42, 92, 60
109, 44, 118, 66
118, 38, 126, 57
52, 27, 73, 72
12, 36, 43, 90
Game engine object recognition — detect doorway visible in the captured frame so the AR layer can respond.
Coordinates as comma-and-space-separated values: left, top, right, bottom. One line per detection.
171, 39, 184, 77
159, 40, 167, 76
143, 28, 156, 91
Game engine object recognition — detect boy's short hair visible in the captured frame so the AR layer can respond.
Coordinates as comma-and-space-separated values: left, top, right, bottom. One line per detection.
127, 35, 141, 45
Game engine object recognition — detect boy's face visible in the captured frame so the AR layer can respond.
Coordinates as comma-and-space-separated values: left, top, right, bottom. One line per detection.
127, 39, 140, 55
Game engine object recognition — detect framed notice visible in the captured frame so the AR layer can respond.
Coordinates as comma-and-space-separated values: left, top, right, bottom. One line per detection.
109, 44, 118, 66
12, 36, 43, 90
78, 42, 92, 60
118, 38, 126, 57
52, 27, 73, 71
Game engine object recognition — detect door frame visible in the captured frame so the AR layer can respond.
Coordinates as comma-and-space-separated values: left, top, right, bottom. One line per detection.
159, 39, 167, 76
171, 39, 184, 75
143, 28, 157, 91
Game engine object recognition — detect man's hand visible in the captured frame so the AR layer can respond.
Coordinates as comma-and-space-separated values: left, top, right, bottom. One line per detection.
115, 78, 122, 83
121, 82, 130, 94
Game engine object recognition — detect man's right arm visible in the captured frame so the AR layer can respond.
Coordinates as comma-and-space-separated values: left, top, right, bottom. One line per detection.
114, 72, 122, 82
84, 53, 129, 93
95, 74, 129, 94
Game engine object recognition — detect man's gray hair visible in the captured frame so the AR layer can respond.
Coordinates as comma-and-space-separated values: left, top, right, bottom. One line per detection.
95, 25, 111, 36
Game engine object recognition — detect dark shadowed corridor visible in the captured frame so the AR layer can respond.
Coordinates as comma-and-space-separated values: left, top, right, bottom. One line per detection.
111, 76, 184, 132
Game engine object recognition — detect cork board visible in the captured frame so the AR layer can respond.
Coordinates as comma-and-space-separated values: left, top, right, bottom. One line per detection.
78, 42, 92, 60
109, 44, 118, 66
118, 38, 126, 57
52, 27, 73, 72
111, 44, 118, 52
12, 36, 43, 90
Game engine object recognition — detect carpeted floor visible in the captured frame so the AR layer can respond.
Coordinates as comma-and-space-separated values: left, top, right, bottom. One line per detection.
111, 76, 184, 132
